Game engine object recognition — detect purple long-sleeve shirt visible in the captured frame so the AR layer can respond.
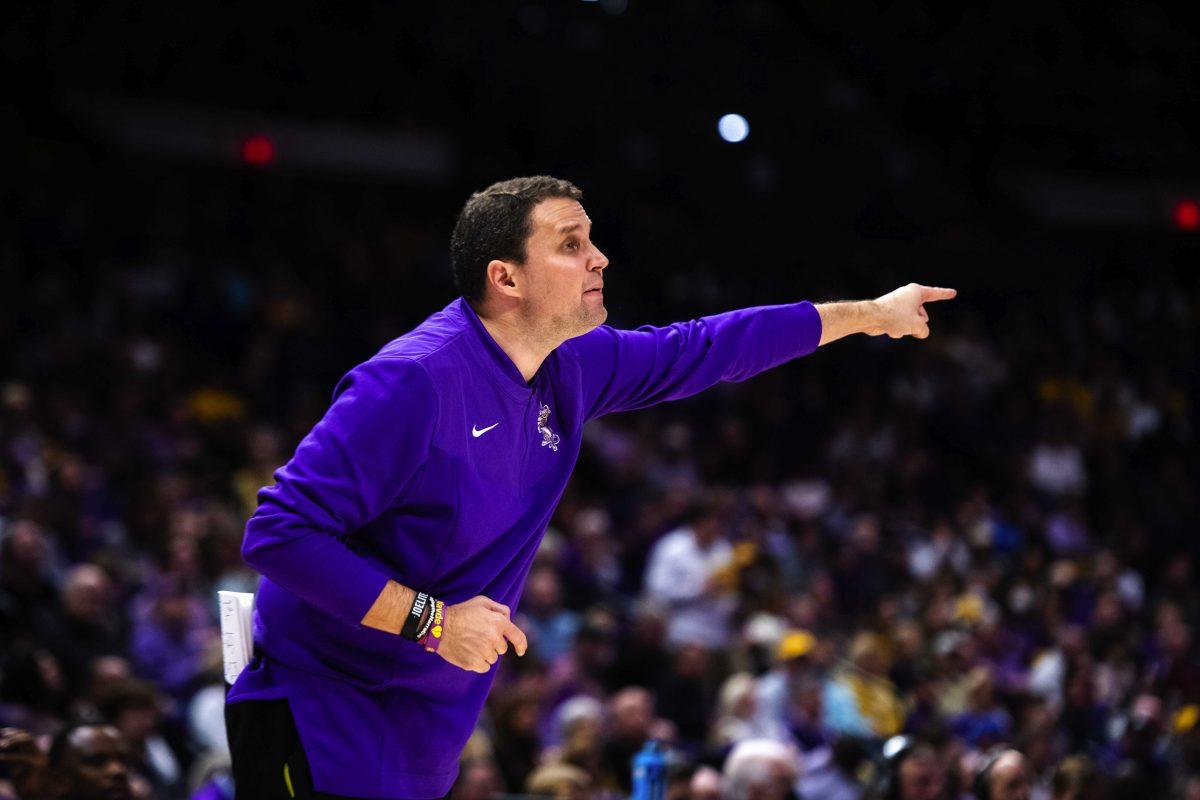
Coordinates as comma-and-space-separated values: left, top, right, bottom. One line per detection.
228, 296, 822, 797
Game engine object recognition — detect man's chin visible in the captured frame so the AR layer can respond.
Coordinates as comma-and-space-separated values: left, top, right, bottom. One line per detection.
581, 306, 607, 333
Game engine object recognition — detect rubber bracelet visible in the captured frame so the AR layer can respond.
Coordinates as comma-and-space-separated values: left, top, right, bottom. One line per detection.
419, 600, 446, 653
415, 596, 438, 640
401, 592, 432, 641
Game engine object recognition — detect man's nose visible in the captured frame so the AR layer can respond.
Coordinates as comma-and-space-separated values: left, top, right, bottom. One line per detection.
591, 246, 609, 271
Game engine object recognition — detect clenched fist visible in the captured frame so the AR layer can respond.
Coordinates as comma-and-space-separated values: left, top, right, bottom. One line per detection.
437, 595, 528, 674
868, 283, 957, 339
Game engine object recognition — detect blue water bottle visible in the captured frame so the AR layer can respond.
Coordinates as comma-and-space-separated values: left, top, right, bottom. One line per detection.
631, 739, 666, 800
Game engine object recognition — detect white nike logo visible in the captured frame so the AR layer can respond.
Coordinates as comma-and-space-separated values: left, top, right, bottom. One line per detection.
472, 423, 499, 438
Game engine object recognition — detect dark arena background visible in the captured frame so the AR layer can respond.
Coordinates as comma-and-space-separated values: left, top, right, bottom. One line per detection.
3, 2, 1199, 799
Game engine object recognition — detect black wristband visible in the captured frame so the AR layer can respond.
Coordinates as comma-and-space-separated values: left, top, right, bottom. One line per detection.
401, 592, 432, 641
415, 599, 438, 640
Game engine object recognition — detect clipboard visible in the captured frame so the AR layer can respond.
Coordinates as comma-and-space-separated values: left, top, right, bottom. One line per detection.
218, 590, 255, 685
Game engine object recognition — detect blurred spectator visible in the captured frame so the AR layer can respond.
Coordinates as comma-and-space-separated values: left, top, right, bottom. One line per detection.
643, 500, 735, 649
866, 739, 947, 800
711, 673, 788, 748
657, 646, 714, 748
97, 678, 181, 798
229, 427, 281, 521
756, 630, 827, 746
519, 567, 581, 664
796, 736, 865, 800
560, 508, 624, 610
44, 565, 126, 695
608, 602, 671, 692
893, 746, 946, 800
545, 608, 620, 714
452, 759, 502, 800
1176, 774, 1200, 800
0, 648, 68, 738
71, 656, 133, 724
691, 765, 722, 800
665, 757, 696, 800
947, 667, 1011, 748
0, 520, 59, 646
720, 739, 798, 800
128, 584, 216, 700
559, 707, 608, 792
974, 749, 1032, 800
828, 633, 904, 738
491, 687, 541, 793
0, 727, 53, 800
1050, 755, 1102, 800
601, 687, 656, 793
46, 723, 136, 800
525, 762, 591, 800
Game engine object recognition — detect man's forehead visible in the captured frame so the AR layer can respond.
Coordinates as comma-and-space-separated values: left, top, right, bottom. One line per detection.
70, 726, 125, 756
532, 198, 590, 232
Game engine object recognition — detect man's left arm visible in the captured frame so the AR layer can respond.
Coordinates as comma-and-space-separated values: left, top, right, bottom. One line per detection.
569, 283, 955, 421
815, 283, 956, 345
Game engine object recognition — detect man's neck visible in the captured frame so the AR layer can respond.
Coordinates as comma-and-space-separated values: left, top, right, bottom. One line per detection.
474, 302, 558, 384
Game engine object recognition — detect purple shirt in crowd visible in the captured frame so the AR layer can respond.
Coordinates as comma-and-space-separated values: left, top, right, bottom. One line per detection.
228, 296, 822, 797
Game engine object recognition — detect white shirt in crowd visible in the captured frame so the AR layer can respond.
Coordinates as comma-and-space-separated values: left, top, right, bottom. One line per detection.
643, 525, 734, 648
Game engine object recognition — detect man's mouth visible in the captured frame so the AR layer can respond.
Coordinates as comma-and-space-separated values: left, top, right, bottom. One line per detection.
584, 286, 604, 294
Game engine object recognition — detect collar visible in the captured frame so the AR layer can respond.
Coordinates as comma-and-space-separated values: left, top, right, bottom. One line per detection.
449, 297, 538, 401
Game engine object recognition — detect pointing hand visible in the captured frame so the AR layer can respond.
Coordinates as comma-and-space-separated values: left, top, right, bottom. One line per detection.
868, 283, 956, 339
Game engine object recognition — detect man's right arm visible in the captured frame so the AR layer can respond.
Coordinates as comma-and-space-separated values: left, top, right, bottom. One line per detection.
241, 357, 436, 628
242, 356, 526, 670
360, 579, 417, 634
362, 584, 527, 671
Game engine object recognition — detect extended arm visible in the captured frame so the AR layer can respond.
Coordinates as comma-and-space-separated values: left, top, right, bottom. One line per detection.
572, 301, 823, 420
571, 283, 954, 421
816, 283, 957, 346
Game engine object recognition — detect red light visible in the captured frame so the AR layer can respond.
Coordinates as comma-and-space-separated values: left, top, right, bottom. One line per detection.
1172, 199, 1199, 231
241, 135, 275, 166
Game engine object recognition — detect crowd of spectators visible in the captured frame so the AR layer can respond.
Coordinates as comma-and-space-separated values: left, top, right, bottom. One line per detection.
2, 2, 1199, 793
2, 151, 1197, 800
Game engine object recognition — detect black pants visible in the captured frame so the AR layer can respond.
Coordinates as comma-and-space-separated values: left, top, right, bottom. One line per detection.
225, 698, 451, 800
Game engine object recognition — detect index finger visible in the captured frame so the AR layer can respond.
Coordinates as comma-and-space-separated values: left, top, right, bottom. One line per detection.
503, 619, 528, 657
919, 286, 957, 302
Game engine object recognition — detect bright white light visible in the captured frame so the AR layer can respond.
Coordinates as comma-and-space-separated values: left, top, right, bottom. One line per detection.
717, 113, 749, 143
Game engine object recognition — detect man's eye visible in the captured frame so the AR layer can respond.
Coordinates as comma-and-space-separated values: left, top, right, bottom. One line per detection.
565, 240, 579, 250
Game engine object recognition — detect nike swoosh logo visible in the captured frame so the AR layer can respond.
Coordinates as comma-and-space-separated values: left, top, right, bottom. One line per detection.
472, 423, 499, 438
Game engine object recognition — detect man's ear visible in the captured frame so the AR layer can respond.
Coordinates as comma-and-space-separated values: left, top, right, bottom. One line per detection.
485, 258, 522, 299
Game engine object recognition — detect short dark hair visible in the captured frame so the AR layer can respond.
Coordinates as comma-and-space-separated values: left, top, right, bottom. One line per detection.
450, 176, 583, 302
48, 722, 114, 768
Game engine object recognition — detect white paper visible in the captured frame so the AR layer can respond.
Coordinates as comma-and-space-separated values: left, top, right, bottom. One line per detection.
218, 590, 255, 685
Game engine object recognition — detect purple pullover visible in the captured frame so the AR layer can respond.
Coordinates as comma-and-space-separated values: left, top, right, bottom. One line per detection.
228, 296, 822, 797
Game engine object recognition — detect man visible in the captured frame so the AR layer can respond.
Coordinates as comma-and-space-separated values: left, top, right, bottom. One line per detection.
894, 745, 947, 800
973, 749, 1032, 800
601, 687, 656, 793
868, 737, 946, 800
720, 739, 799, 800
643, 498, 735, 648
226, 175, 955, 799
1050, 755, 1101, 800
47, 723, 135, 800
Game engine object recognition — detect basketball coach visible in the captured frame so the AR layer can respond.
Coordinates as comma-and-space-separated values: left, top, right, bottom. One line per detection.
225, 176, 956, 799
